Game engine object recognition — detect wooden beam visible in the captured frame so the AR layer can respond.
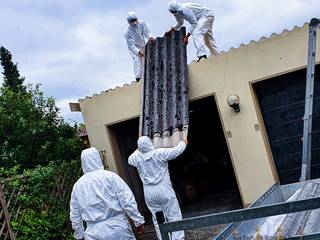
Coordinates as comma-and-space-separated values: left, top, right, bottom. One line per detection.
0, 183, 16, 240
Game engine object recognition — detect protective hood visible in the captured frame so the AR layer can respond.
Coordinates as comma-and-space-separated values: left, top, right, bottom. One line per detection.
127, 11, 138, 21
168, 1, 183, 13
81, 147, 104, 174
138, 136, 154, 153
137, 136, 155, 161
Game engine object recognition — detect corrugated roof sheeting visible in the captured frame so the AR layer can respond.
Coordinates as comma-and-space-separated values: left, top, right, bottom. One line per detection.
141, 27, 189, 148
79, 23, 308, 101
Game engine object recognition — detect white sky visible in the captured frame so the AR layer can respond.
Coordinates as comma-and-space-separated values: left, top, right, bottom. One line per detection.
0, 0, 319, 123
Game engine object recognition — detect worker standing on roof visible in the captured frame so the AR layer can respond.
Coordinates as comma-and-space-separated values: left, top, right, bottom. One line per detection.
125, 12, 154, 82
129, 136, 188, 240
167, 1, 218, 62
70, 147, 145, 240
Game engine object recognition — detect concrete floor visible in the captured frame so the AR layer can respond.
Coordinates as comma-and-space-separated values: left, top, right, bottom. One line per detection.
138, 190, 242, 240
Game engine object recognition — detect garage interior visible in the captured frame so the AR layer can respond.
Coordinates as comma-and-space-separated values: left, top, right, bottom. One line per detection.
169, 96, 242, 217
254, 65, 320, 184
109, 95, 243, 222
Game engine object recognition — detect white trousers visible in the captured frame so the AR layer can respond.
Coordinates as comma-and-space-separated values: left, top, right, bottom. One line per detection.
144, 175, 184, 240
132, 51, 144, 79
193, 15, 218, 57
85, 214, 136, 240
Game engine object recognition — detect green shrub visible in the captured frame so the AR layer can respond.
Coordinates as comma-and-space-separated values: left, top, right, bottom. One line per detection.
3, 161, 81, 240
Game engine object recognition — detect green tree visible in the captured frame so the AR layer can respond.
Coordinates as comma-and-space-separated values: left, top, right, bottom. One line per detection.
0, 48, 83, 172
0, 48, 83, 238
0, 46, 26, 93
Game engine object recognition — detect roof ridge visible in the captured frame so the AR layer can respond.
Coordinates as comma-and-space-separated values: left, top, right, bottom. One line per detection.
80, 22, 308, 101
83, 80, 138, 99
190, 22, 307, 65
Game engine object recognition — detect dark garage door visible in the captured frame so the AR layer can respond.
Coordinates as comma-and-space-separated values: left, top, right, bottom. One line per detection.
255, 65, 320, 184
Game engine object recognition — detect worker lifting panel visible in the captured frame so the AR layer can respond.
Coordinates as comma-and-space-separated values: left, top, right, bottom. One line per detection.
140, 27, 189, 148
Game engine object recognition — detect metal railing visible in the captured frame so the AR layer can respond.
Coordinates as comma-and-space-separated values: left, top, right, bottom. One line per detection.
156, 196, 320, 240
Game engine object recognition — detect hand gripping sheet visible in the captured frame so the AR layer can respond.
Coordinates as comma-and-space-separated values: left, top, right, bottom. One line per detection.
140, 27, 189, 148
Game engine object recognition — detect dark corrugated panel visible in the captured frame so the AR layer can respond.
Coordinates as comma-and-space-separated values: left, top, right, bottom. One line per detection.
254, 66, 320, 184
141, 27, 189, 146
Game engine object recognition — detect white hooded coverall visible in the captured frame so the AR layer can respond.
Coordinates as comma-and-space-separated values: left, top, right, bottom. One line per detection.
125, 13, 151, 79
128, 136, 186, 240
168, 1, 218, 57
70, 147, 145, 240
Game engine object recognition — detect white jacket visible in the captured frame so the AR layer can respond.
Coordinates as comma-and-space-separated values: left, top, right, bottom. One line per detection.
128, 137, 186, 185
70, 147, 144, 240
128, 136, 186, 240
170, 2, 214, 34
125, 19, 151, 56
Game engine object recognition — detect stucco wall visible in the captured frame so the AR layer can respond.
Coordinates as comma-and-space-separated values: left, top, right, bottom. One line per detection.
79, 23, 320, 205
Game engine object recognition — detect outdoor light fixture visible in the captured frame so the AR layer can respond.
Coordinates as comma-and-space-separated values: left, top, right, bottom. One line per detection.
227, 94, 240, 113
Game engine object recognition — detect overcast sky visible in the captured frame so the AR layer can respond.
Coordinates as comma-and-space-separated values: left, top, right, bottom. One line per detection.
0, 0, 319, 123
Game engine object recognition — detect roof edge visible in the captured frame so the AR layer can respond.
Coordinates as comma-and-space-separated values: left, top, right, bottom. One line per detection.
79, 22, 309, 102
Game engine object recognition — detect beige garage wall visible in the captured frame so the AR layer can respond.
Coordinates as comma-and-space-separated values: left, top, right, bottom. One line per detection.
79, 22, 320, 205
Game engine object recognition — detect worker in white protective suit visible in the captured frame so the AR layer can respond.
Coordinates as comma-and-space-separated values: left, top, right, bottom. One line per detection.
125, 11, 154, 81
128, 136, 188, 240
70, 147, 145, 240
167, 1, 218, 62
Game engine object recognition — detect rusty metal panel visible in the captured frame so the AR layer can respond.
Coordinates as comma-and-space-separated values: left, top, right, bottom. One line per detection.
141, 27, 189, 147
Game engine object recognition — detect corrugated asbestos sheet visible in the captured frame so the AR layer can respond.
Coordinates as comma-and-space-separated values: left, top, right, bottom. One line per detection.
140, 27, 189, 148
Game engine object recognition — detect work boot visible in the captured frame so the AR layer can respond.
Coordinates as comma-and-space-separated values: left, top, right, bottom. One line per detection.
197, 55, 207, 62
136, 78, 141, 82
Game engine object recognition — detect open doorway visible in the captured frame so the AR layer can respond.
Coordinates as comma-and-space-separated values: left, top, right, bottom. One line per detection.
108, 118, 152, 224
109, 96, 242, 222
169, 96, 242, 217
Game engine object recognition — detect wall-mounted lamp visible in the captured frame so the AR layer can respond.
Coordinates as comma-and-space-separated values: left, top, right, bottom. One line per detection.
227, 94, 240, 113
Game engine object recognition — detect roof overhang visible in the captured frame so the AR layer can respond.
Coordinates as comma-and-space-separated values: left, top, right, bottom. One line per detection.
69, 102, 81, 112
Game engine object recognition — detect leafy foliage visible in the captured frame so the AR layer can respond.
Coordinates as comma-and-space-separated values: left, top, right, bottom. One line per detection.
0, 47, 84, 238
0, 85, 83, 172
0, 47, 83, 240
0, 46, 25, 93
3, 161, 80, 240
0, 47, 83, 173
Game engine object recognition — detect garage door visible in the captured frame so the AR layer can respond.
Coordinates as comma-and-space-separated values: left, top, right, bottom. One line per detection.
255, 65, 320, 184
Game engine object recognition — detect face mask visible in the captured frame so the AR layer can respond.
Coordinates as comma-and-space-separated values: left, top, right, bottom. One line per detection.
131, 21, 138, 26
129, 19, 138, 26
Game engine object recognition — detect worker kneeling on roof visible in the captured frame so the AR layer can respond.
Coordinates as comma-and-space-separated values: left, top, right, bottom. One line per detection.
124, 11, 154, 82
70, 147, 145, 240
129, 136, 188, 240
168, 0, 218, 62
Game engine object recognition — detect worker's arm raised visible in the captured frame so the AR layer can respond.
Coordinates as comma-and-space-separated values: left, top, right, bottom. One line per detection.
156, 141, 187, 162
70, 191, 85, 240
